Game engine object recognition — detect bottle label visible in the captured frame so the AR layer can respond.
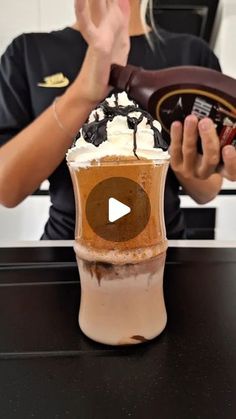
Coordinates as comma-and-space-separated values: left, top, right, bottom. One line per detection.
156, 88, 236, 149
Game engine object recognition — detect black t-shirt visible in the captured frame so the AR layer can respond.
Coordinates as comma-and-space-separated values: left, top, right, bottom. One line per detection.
0, 27, 221, 239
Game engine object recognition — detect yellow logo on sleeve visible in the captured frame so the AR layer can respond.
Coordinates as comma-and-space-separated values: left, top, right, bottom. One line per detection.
38, 73, 69, 88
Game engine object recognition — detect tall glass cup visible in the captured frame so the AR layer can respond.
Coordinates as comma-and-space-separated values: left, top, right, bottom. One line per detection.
68, 156, 169, 345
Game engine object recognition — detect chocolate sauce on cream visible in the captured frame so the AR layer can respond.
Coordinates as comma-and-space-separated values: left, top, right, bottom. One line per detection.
74, 93, 168, 157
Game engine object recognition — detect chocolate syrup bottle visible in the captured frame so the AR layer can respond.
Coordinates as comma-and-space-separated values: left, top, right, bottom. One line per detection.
109, 64, 236, 149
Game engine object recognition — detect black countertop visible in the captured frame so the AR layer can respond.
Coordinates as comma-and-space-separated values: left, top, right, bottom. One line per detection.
0, 244, 236, 419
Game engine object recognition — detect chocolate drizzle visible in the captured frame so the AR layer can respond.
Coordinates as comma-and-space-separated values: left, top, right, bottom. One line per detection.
83, 260, 114, 287
74, 93, 168, 155
127, 113, 143, 159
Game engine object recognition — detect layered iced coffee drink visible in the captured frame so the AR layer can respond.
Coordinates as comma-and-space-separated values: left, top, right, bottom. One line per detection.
67, 92, 170, 345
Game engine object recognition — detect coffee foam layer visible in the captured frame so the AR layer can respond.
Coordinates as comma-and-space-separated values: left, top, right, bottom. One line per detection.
74, 240, 168, 265
79, 252, 166, 283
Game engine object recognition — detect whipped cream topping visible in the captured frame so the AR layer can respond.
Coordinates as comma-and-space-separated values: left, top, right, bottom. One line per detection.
67, 92, 169, 167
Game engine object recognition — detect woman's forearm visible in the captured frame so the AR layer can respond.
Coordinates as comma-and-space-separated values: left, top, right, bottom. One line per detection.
0, 83, 96, 207
175, 172, 223, 204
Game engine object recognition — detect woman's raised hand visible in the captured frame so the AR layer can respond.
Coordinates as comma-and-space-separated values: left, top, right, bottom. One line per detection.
74, 0, 130, 104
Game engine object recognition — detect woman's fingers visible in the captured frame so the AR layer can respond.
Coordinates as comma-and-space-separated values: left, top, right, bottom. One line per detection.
73, 0, 130, 104
221, 145, 236, 181
77, 0, 129, 45
105, 0, 129, 29
170, 121, 183, 170
182, 115, 198, 175
170, 116, 199, 177
197, 118, 220, 179
95, 0, 108, 26
118, 0, 131, 25
74, 0, 89, 23
75, 0, 96, 41
74, 0, 86, 15
101, 0, 130, 65
170, 116, 221, 180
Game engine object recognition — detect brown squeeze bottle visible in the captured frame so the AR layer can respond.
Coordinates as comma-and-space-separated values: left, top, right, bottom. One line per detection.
109, 64, 236, 150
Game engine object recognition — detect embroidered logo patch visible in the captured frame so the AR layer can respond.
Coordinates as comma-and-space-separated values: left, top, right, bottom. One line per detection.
38, 73, 69, 88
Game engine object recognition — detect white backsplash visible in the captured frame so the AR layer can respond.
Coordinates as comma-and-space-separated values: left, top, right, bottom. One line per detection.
0, 0, 74, 55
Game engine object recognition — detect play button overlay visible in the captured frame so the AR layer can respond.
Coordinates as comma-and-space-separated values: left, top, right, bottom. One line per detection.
108, 198, 131, 222
86, 177, 151, 242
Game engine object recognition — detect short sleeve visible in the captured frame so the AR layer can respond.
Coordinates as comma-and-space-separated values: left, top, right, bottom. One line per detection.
198, 40, 222, 72
0, 35, 33, 146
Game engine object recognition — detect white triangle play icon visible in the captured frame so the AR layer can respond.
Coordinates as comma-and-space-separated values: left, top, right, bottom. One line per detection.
108, 197, 131, 223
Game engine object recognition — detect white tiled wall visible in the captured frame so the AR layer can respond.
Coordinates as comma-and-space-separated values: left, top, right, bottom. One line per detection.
0, 196, 51, 240
180, 193, 236, 241
39, 0, 74, 32
214, 0, 236, 78
0, 0, 74, 54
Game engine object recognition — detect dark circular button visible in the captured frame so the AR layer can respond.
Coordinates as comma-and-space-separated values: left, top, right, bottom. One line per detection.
86, 177, 151, 242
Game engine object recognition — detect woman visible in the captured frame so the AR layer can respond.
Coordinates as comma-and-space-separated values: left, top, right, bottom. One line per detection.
0, 0, 233, 239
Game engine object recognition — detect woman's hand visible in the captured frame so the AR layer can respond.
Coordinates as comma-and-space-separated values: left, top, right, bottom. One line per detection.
73, 0, 130, 104
169, 115, 223, 204
170, 115, 220, 180
170, 115, 236, 182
